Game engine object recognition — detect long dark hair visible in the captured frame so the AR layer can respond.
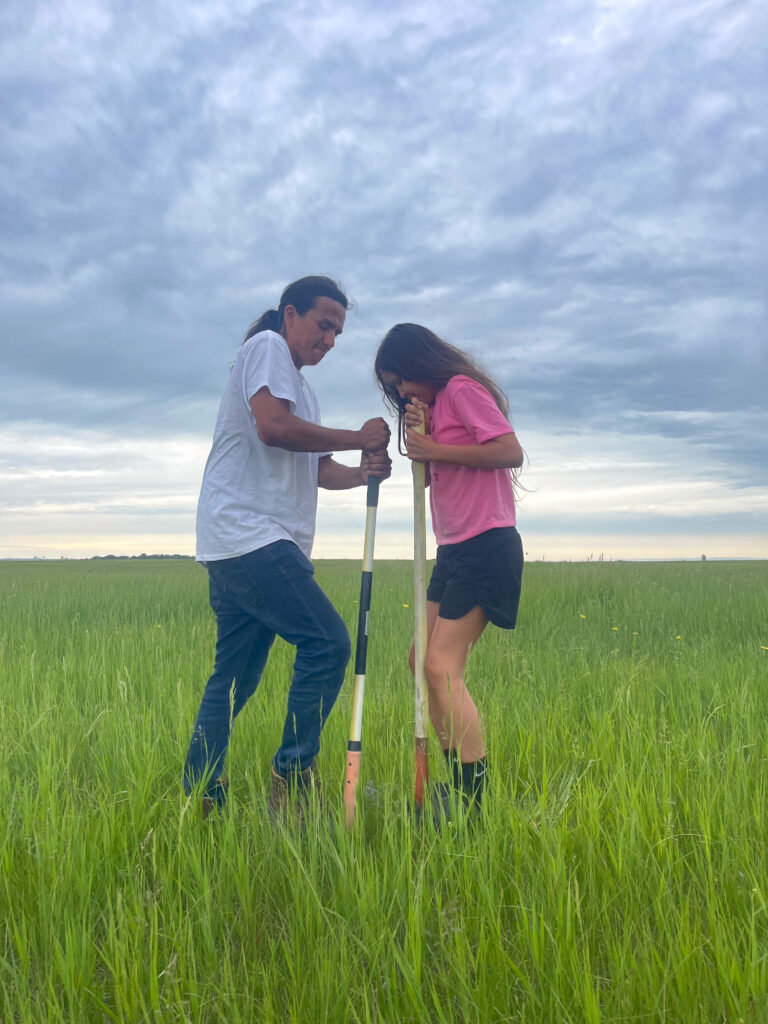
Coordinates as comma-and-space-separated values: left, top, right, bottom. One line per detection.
243, 276, 348, 343
375, 323, 522, 475
375, 321, 509, 416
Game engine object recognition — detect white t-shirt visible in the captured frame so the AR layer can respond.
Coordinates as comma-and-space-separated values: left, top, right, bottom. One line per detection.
196, 331, 325, 562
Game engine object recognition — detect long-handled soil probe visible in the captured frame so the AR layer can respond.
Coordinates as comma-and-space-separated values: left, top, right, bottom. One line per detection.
344, 476, 381, 829
411, 412, 430, 810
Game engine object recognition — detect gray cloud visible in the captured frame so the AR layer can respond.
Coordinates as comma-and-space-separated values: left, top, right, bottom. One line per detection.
0, 0, 765, 556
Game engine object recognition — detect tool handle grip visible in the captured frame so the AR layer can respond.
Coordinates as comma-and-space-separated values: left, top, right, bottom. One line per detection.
366, 475, 381, 507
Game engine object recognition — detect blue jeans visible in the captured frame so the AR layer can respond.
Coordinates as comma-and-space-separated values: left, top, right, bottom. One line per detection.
183, 541, 351, 801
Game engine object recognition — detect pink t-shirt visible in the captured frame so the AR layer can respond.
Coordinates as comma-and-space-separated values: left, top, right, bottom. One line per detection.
428, 375, 517, 546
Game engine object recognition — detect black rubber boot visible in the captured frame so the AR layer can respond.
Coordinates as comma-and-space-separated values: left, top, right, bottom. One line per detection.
458, 757, 488, 807
444, 748, 487, 806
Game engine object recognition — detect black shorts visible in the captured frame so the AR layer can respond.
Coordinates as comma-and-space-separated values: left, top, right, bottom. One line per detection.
427, 526, 524, 629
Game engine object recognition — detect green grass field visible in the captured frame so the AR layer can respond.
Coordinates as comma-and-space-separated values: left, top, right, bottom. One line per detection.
1, 557, 767, 1022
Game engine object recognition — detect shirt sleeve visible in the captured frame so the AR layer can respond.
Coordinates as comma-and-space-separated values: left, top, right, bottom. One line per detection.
447, 377, 514, 444
241, 332, 299, 412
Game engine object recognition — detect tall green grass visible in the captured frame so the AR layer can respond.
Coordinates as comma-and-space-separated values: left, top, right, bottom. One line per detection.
1, 558, 767, 1022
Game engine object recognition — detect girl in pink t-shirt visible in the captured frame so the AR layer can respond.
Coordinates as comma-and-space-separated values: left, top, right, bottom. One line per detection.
375, 323, 524, 813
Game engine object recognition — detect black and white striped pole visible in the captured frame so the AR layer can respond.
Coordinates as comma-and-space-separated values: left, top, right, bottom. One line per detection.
344, 476, 381, 829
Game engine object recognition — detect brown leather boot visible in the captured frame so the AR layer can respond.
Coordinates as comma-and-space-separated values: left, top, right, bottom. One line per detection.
201, 777, 228, 820
267, 766, 321, 826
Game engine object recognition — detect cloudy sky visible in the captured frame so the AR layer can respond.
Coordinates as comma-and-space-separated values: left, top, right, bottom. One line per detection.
1, 0, 766, 561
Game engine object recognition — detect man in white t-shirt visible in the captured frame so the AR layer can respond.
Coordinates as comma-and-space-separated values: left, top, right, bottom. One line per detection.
184, 276, 391, 820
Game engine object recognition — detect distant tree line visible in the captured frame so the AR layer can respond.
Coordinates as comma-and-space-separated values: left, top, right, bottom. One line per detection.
90, 554, 194, 560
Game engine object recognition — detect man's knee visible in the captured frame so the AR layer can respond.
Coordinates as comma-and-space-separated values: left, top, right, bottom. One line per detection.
331, 623, 352, 669
306, 618, 351, 672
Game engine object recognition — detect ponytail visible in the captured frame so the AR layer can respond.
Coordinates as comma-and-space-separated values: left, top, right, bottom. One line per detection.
243, 308, 282, 342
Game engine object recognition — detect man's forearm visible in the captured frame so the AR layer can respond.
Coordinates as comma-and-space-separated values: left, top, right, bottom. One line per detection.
258, 412, 362, 453
250, 391, 389, 454
317, 458, 364, 489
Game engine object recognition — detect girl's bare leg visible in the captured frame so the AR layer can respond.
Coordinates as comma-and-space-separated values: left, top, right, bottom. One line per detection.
409, 602, 488, 762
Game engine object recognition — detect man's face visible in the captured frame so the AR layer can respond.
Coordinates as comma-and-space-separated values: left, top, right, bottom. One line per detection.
283, 296, 346, 369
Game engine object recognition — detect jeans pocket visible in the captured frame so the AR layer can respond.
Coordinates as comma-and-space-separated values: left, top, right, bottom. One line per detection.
209, 557, 267, 612
253, 540, 314, 583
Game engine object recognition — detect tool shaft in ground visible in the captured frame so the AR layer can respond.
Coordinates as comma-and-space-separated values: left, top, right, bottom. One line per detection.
411, 413, 430, 807
344, 476, 380, 828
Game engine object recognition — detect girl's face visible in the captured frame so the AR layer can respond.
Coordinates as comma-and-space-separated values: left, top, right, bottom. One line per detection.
379, 371, 437, 406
